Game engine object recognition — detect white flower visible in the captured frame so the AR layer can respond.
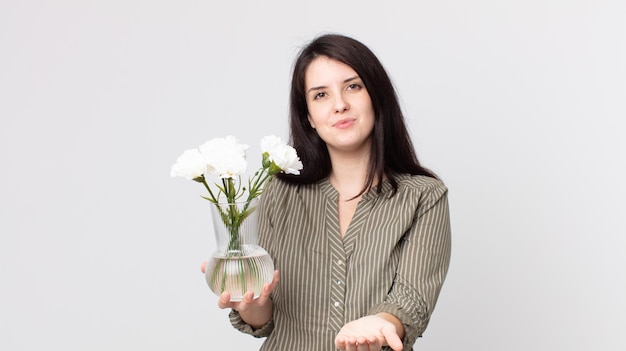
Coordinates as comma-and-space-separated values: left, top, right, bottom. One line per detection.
172, 134, 303, 205
170, 148, 207, 180
261, 135, 303, 175
199, 136, 249, 178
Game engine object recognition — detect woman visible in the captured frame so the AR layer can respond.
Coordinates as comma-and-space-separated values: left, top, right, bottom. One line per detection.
212, 33, 451, 351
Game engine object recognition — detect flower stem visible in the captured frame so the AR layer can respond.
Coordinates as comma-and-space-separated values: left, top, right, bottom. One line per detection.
201, 177, 219, 203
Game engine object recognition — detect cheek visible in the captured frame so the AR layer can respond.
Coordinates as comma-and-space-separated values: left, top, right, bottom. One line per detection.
306, 106, 326, 129
307, 115, 316, 128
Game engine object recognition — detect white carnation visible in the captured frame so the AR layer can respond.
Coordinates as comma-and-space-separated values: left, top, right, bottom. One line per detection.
170, 148, 207, 180
261, 135, 303, 175
199, 135, 249, 178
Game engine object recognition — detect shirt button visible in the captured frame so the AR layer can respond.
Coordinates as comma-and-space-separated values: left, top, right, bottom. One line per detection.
334, 301, 340, 307
336, 280, 342, 285
337, 259, 344, 265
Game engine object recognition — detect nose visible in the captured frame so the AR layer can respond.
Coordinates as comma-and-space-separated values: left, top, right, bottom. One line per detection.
334, 96, 349, 113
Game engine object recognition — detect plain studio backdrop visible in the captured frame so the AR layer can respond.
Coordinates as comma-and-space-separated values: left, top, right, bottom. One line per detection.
1, 1, 624, 350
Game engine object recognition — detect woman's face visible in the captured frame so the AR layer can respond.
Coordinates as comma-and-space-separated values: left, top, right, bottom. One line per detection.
304, 56, 375, 155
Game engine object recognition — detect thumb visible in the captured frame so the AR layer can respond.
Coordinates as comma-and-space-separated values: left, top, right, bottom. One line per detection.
380, 324, 403, 351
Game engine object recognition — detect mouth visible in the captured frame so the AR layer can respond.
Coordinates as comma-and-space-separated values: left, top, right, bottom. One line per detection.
333, 118, 356, 129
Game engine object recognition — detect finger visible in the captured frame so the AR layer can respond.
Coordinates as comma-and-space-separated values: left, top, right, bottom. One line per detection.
251, 270, 279, 307
200, 261, 207, 273
270, 270, 280, 289
355, 337, 369, 351
345, 336, 358, 351
365, 336, 382, 350
216, 291, 232, 309
380, 324, 403, 351
334, 336, 347, 350
231, 291, 253, 312
255, 282, 273, 305
336, 335, 357, 351
242, 290, 255, 305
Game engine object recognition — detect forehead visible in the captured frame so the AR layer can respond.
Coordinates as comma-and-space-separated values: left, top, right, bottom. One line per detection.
304, 56, 358, 88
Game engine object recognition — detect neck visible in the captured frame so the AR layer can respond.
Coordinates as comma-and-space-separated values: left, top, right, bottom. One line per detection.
328, 149, 370, 200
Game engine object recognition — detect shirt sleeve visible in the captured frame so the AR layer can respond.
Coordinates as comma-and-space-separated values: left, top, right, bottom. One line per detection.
228, 309, 275, 337
368, 182, 452, 348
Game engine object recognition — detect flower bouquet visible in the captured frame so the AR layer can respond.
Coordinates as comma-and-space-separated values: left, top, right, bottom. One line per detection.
171, 135, 302, 300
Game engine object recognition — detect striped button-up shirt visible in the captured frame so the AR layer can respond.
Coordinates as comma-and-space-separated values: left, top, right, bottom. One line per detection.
230, 173, 451, 351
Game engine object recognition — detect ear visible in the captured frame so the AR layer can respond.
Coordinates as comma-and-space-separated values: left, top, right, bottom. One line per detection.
307, 114, 316, 129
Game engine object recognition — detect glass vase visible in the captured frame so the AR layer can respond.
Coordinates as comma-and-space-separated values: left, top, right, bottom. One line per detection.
205, 198, 274, 301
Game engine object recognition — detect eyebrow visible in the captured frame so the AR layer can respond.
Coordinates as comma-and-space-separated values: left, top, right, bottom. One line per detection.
307, 76, 360, 94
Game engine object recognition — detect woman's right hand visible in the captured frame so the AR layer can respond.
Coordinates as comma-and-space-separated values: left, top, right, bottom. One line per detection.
200, 262, 280, 312
217, 270, 279, 311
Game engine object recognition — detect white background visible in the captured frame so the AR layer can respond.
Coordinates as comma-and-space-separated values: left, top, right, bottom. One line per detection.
1, 1, 625, 350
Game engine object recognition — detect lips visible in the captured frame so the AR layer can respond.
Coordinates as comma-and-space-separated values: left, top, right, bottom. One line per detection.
333, 118, 356, 129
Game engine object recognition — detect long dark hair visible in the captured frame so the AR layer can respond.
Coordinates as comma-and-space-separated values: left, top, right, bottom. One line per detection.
279, 33, 437, 195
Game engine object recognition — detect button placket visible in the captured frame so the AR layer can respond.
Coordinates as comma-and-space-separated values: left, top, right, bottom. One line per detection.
328, 236, 347, 330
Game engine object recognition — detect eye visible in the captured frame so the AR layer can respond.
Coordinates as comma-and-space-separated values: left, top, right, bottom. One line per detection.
347, 83, 362, 91
313, 92, 326, 100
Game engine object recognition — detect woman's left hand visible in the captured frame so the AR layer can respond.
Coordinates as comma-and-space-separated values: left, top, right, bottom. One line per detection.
335, 314, 403, 351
